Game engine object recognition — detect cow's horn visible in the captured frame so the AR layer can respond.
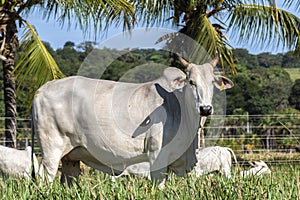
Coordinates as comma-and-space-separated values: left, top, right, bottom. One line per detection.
178, 57, 190, 68
210, 55, 219, 67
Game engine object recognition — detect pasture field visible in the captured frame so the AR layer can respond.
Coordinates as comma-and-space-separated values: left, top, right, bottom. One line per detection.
284, 68, 300, 82
0, 163, 299, 200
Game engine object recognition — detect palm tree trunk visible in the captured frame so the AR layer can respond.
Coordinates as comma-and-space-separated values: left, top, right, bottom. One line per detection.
0, 7, 18, 148
2, 52, 17, 148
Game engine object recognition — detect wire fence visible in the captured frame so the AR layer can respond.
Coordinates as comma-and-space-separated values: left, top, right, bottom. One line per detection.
0, 115, 299, 165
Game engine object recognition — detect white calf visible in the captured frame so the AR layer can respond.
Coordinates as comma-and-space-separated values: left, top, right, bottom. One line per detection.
112, 146, 238, 180
194, 146, 237, 178
111, 162, 151, 182
0, 145, 39, 179
240, 160, 271, 178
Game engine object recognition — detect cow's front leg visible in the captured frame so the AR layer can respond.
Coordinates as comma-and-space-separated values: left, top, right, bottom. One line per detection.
145, 126, 167, 188
149, 149, 168, 189
60, 157, 80, 186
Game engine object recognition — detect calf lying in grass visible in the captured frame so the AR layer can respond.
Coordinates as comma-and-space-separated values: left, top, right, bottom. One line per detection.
112, 147, 272, 182
194, 146, 237, 178
240, 160, 271, 178
0, 145, 39, 179
112, 146, 238, 180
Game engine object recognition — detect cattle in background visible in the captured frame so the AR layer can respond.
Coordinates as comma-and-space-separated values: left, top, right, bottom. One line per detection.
111, 162, 151, 182
0, 145, 39, 179
194, 146, 237, 178
112, 146, 237, 180
32, 56, 233, 187
113, 150, 271, 180
240, 160, 271, 178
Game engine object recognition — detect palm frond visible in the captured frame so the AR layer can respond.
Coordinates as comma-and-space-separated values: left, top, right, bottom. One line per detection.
135, 0, 244, 27
156, 14, 236, 74
134, 0, 174, 26
38, 0, 135, 36
282, 0, 300, 12
227, 4, 300, 53
185, 14, 236, 73
14, 20, 65, 109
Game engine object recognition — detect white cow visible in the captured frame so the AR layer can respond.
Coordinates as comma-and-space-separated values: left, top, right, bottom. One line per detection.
32, 57, 233, 186
240, 160, 271, 178
0, 145, 39, 179
194, 146, 237, 178
111, 162, 151, 182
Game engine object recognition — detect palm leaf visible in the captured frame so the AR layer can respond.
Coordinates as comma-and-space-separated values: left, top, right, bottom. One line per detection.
134, 0, 174, 26
155, 13, 236, 74
14, 20, 65, 109
135, 1, 238, 73
227, 4, 300, 53
39, 0, 135, 36
282, 0, 300, 12
182, 14, 236, 73
135, 0, 244, 27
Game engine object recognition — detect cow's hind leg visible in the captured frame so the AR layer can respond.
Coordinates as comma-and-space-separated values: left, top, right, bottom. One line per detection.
60, 157, 80, 186
38, 135, 73, 184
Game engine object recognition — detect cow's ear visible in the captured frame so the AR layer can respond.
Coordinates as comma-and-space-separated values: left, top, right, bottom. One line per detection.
249, 161, 255, 167
214, 76, 234, 91
254, 161, 264, 166
171, 77, 187, 90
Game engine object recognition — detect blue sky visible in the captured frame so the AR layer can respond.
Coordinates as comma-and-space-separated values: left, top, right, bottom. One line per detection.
23, 1, 298, 55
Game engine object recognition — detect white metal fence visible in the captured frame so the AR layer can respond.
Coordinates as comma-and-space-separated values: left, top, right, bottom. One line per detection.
203, 114, 300, 152
0, 115, 299, 164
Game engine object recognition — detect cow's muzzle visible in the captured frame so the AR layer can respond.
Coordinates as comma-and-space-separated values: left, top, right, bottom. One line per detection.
200, 105, 212, 116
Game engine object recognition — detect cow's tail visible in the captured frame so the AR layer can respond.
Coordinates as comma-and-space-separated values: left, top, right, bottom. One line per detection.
31, 104, 36, 181
226, 147, 238, 166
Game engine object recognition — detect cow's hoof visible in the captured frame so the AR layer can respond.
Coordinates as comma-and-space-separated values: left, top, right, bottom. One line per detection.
158, 179, 166, 190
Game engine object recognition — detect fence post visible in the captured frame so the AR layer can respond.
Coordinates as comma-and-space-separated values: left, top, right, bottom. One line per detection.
266, 129, 270, 152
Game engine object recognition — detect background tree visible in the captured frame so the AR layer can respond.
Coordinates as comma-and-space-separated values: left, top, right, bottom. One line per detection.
227, 66, 293, 115
257, 53, 283, 68
289, 79, 300, 110
282, 51, 300, 68
232, 49, 259, 70
0, 0, 135, 147
136, 0, 300, 73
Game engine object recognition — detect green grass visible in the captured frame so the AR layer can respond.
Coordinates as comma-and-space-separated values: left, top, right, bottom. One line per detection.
0, 164, 299, 199
284, 68, 300, 82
